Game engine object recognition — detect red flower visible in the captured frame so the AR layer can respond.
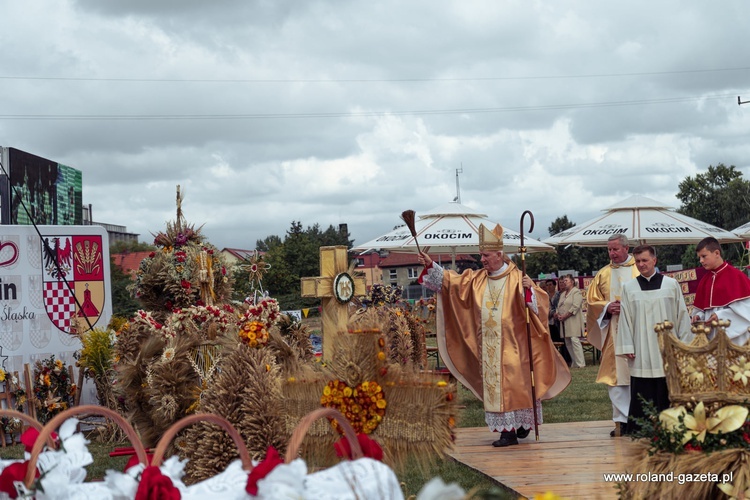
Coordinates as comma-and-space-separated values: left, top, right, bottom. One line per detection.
135, 466, 180, 500
246, 446, 283, 495
148, 252, 156, 258
743, 432, 750, 444
684, 443, 703, 452
181, 280, 191, 289
20, 428, 58, 454
0, 461, 39, 498
334, 434, 383, 461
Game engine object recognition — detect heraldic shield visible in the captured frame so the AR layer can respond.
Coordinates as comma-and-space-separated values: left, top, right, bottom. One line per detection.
41, 234, 105, 333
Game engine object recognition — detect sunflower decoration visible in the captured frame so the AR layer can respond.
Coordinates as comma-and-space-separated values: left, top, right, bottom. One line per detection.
238, 297, 281, 348
321, 379, 387, 435
283, 315, 457, 469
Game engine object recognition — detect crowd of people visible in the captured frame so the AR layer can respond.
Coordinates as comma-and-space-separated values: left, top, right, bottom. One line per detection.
418, 226, 750, 446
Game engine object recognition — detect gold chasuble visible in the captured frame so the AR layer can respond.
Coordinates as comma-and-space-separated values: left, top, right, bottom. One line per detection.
586, 258, 639, 386
435, 260, 571, 413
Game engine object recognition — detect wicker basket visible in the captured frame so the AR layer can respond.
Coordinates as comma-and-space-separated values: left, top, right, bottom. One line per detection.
285, 407, 363, 464
660, 321, 750, 404
23, 405, 148, 489
151, 412, 252, 471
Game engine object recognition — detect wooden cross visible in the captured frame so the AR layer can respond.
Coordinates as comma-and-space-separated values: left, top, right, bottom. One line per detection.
300, 246, 366, 358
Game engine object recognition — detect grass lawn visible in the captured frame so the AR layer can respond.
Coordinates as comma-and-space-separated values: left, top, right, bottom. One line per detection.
0, 351, 609, 498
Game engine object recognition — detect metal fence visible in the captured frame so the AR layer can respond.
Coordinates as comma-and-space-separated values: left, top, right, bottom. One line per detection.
403, 284, 435, 301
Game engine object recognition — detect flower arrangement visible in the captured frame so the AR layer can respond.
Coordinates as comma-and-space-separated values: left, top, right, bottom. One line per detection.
320, 380, 387, 435
33, 356, 76, 424
238, 320, 269, 348
622, 399, 750, 498
168, 304, 236, 336
361, 283, 403, 308
237, 298, 280, 347
415, 296, 436, 311
130, 213, 232, 316
131, 310, 169, 338
0, 372, 26, 437
241, 297, 281, 330
76, 327, 115, 379
633, 399, 750, 455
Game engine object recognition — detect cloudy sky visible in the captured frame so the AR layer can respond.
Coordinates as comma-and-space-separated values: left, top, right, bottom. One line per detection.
2, 1, 750, 251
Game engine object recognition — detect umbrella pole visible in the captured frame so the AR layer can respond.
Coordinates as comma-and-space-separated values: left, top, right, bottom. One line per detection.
520, 210, 540, 441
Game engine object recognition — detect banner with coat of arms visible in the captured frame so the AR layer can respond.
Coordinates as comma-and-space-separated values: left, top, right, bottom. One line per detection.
41, 233, 105, 333
0, 225, 111, 387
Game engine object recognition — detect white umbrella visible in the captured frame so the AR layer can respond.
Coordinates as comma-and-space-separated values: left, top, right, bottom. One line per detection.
353, 202, 555, 255
543, 195, 743, 247
732, 221, 750, 240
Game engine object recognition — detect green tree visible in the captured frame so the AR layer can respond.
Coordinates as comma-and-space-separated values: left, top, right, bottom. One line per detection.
255, 235, 282, 253
676, 164, 750, 265
241, 221, 354, 309
110, 256, 140, 317
108, 240, 153, 317
110, 240, 156, 254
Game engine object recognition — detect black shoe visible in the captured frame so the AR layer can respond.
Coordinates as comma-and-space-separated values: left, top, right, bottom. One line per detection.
492, 431, 518, 447
516, 427, 530, 439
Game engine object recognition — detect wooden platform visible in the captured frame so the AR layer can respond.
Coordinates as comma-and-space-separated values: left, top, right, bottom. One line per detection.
448, 420, 642, 499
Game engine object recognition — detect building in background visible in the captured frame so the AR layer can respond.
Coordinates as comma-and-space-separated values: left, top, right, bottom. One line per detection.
0, 146, 139, 246
353, 250, 385, 290
82, 204, 139, 247
0, 147, 83, 225
220, 248, 260, 269
378, 252, 477, 288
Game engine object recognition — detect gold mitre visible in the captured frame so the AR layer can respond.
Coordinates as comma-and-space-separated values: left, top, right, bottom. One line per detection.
478, 224, 504, 252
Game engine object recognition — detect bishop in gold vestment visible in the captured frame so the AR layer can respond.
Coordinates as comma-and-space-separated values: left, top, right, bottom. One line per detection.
418, 224, 570, 447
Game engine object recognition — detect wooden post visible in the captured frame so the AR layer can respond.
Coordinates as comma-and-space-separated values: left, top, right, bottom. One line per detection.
300, 246, 365, 358
23, 364, 36, 421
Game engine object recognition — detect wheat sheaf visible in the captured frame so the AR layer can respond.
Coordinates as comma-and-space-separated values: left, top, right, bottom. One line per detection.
75, 240, 101, 276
